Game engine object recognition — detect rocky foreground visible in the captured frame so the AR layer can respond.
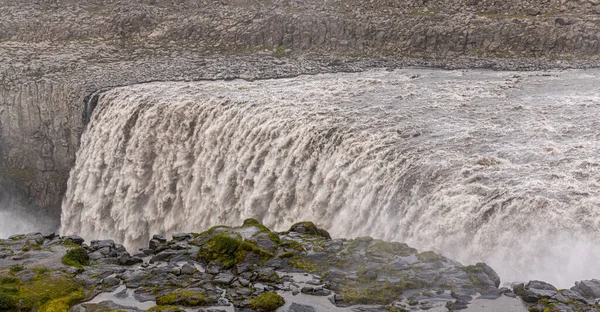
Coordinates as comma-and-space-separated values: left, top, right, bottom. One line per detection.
0, 220, 599, 312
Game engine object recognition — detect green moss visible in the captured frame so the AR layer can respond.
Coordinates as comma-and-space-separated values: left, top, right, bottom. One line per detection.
339, 281, 405, 305
10, 234, 25, 241
0, 292, 17, 310
197, 233, 272, 269
250, 292, 285, 311
465, 265, 484, 274
289, 256, 318, 273
61, 241, 82, 248
62, 247, 90, 268
0, 276, 19, 284
242, 219, 281, 245
417, 251, 445, 262
273, 45, 288, 58
21, 244, 43, 252
33, 267, 51, 277
1, 274, 85, 311
289, 222, 331, 239
156, 289, 207, 306
9, 264, 24, 275
195, 225, 231, 239
280, 240, 304, 251
366, 240, 417, 257
279, 252, 295, 258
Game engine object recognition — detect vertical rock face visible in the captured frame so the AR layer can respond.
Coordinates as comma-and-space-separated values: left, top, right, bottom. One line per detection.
0, 81, 83, 225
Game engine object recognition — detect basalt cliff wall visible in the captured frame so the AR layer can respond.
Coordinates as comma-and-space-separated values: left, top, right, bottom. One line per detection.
1, 0, 600, 225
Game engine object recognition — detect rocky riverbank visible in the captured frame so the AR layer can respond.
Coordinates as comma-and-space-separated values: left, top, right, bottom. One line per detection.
0, 220, 599, 311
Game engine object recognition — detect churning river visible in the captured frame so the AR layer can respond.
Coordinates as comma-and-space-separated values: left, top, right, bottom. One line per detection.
61, 68, 600, 288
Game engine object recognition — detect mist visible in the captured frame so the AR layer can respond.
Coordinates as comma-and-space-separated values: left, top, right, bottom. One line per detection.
0, 182, 58, 238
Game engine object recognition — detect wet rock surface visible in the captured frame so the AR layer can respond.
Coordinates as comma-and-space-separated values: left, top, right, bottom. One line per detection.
0, 220, 599, 311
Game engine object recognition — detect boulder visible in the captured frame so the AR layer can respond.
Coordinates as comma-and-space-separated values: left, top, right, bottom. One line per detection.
65, 235, 85, 245
572, 279, 600, 299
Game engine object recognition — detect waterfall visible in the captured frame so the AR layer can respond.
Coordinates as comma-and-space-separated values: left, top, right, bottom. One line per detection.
61, 69, 600, 287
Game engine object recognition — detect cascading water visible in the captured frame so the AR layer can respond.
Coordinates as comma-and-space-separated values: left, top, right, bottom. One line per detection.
61, 69, 600, 287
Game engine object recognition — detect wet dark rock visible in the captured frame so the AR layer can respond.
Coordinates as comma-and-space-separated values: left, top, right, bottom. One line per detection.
150, 250, 184, 262
213, 272, 235, 285
572, 279, 600, 299
172, 233, 193, 241
91, 240, 115, 250
561, 289, 588, 303
65, 235, 85, 245
3, 221, 600, 312
289, 222, 332, 239
479, 288, 503, 299
288, 302, 317, 312
446, 299, 469, 310
181, 263, 198, 275
301, 286, 332, 296
118, 253, 143, 265
103, 276, 120, 287
153, 234, 168, 243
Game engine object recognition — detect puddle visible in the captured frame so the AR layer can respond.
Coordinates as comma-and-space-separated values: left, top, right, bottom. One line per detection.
463, 295, 528, 312
86, 285, 156, 310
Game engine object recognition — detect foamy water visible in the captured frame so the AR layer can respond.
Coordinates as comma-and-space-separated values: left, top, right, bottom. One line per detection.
61, 68, 600, 287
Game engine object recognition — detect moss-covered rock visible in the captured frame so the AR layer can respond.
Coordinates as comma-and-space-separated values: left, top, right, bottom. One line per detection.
289, 222, 331, 239
250, 292, 285, 311
62, 247, 90, 268
197, 232, 273, 268
156, 289, 209, 306
417, 251, 445, 262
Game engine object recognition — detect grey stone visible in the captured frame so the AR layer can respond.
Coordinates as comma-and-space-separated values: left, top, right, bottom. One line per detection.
90, 240, 115, 250
118, 253, 143, 266
301, 286, 332, 296
65, 235, 85, 245
572, 279, 600, 299
152, 234, 167, 243
213, 273, 235, 285
181, 263, 198, 275
103, 276, 120, 287
288, 303, 317, 312
172, 233, 193, 241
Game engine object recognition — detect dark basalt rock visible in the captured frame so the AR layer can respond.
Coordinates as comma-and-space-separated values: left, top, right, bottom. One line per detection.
572, 279, 600, 299
1, 220, 600, 312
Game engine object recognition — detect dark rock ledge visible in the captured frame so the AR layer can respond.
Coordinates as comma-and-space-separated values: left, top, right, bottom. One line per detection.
0, 220, 598, 312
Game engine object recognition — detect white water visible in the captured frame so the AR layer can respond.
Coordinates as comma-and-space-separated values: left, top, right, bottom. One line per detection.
61, 68, 600, 288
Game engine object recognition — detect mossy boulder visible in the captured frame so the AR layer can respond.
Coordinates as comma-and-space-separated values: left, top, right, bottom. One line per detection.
417, 251, 445, 262
62, 247, 90, 268
197, 232, 273, 269
156, 289, 209, 306
288, 221, 331, 239
250, 292, 285, 311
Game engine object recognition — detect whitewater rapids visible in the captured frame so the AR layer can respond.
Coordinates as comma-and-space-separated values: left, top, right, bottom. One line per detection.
61, 68, 600, 287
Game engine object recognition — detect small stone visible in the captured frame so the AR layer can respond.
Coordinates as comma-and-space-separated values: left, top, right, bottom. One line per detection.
172, 233, 193, 241
301, 286, 331, 296
181, 263, 198, 275
288, 302, 317, 312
